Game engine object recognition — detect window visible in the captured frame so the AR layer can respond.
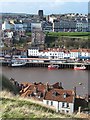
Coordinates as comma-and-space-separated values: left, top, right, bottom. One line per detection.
62, 102, 65, 107
51, 101, 53, 106
67, 103, 69, 108
46, 100, 49, 105
66, 110, 69, 113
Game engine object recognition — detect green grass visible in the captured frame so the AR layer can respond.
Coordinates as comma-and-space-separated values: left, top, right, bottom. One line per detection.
0, 91, 75, 118
26, 32, 31, 36
1, 91, 89, 119
0, 75, 89, 118
47, 32, 89, 38
26, 32, 89, 38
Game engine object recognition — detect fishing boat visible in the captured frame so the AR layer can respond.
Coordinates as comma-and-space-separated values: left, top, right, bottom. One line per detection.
48, 64, 59, 70
74, 65, 86, 70
11, 60, 26, 67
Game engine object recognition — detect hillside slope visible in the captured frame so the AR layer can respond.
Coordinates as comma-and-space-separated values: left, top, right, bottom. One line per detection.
1, 91, 89, 119
0, 75, 89, 118
1, 75, 19, 94
1, 91, 75, 118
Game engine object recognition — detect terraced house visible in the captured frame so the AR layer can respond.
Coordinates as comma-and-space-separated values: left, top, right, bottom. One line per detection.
27, 48, 90, 60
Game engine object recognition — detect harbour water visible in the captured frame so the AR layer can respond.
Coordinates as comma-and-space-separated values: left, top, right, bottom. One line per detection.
2, 66, 89, 97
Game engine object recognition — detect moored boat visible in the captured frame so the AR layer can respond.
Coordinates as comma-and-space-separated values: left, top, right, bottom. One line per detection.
48, 64, 59, 70
74, 65, 86, 70
11, 61, 26, 67
11, 59, 26, 67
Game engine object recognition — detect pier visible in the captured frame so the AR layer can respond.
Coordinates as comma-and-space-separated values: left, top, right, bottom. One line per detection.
26, 62, 90, 70
1, 57, 90, 70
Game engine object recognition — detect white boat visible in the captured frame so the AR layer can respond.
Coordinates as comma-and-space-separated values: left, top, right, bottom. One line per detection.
74, 65, 86, 70
48, 64, 59, 70
11, 61, 26, 67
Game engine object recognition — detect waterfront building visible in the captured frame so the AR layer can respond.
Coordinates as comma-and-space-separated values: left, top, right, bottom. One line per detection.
78, 49, 90, 59
27, 47, 39, 58
70, 49, 79, 59
43, 49, 65, 59
27, 48, 90, 60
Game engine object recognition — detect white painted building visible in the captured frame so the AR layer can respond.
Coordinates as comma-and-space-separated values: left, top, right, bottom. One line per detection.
70, 50, 79, 59
27, 47, 39, 57
49, 16, 57, 23
2, 21, 12, 30
4, 31, 13, 38
78, 49, 90, 59
27, 48, 90, 59
43, 89, 75, 114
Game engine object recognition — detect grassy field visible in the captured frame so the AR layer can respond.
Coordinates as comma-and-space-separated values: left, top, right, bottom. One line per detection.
1, 91, 89, 119
1, 91, 76, 119
26, 32, 89, 38
46, 32, 89, 38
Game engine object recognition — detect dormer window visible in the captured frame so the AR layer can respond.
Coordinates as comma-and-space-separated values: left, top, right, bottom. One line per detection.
53, 91, 58, 96
63, 93, 67, 98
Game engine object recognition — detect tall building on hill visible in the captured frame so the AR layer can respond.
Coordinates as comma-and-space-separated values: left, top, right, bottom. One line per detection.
38, 10, 43, 19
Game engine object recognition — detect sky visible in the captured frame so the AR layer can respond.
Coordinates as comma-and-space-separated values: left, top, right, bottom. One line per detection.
0, 0, 89, 15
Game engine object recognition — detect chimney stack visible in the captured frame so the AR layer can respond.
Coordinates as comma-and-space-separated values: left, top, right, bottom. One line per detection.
46, 82, 49, 92
59, 82, 62, 88
73, 86, 76, 96
34, 87, 38, 93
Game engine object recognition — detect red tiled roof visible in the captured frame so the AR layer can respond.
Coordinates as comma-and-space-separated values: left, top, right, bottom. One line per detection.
70, 49, 90, 53
20, 82, 32, 87
20, 82, 46, 99
37, 48, 90, 53
52, 82, 63, 89
44, 89, 74, 103
20, 82, 75, 103
70, 49, 79, 52
21, 90, 33, 97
